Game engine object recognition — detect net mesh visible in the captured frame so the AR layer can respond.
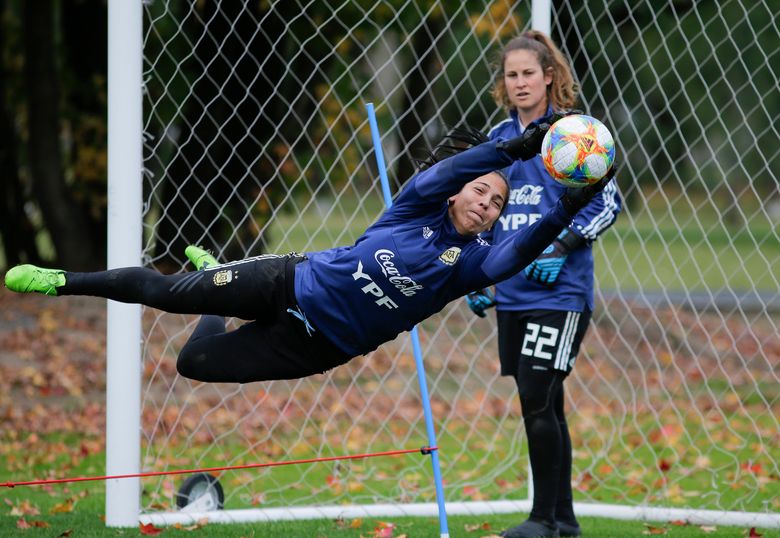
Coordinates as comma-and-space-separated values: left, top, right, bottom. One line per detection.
138, 0, 779, 518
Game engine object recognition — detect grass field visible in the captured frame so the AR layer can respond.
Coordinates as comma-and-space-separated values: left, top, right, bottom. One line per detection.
2, 187, 776, 294
1, 422, 777, 536
264, 189, 780, 292
1, 446, 776, 538
3, 508, 774, 537
1, 190, 777, 536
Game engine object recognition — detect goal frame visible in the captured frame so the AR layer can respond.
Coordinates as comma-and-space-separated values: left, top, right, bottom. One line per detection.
106, 0, 780, 530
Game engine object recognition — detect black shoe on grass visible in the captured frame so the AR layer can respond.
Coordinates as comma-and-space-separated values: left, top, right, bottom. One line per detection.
500, 519, 560, 538
557, 520, 581, 537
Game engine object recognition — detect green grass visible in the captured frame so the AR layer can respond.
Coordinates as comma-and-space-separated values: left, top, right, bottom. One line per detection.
2, 413, 777, 536
265, 191, 779, 292
2, 190, 777, 535
95, 410, 772, 514
594, 220, 779, 291
265, 191, 384, 255
2, 511, 775, 537
5, 188, 776, 294
2, 467, 776, 538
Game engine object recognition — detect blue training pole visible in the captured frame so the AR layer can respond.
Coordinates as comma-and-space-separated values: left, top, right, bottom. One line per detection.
366, 102, 449, 538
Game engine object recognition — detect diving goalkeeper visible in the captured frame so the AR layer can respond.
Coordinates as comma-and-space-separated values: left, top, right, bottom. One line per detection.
5, 125, 612, 384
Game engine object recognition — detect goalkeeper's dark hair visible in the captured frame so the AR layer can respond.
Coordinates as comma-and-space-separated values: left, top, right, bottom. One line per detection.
415, 126, 490, 170
415, 126, 509, 187
415, 126, 511, 215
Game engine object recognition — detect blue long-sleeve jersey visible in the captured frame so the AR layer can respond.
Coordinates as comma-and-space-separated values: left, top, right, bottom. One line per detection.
485, 109, 622, 312
294, 140, 574, 356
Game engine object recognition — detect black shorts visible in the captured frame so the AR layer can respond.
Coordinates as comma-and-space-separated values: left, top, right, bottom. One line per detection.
191, 254, 351, 381
497, 308, 591, 376
63, 252, 351, 382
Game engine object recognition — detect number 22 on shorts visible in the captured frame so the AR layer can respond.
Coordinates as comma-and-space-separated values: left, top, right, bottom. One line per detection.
520, 323, 560, 360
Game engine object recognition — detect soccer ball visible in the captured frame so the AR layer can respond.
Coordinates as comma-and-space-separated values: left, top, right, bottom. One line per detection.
541, 114, 615, 187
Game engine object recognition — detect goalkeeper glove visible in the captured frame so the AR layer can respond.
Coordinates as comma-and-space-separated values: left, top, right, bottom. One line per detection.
465, 288, 497, 318
560, 165, 616, 215
549, 108, 584, 124
497, 122, 551, 161
497, 110, 584, 162
525, 228, 586, 285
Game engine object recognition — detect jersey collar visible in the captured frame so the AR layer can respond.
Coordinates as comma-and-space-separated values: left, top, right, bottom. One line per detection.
510, 104, 556, 132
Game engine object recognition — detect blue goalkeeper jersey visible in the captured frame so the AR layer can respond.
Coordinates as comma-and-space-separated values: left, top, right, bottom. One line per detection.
484, 109, 622, 312
294, 140, 574, 356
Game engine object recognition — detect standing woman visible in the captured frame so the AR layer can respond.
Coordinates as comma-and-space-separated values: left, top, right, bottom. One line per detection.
468, 31, 622, 538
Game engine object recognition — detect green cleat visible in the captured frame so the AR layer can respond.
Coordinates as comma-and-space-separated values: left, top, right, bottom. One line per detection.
5, 264, 66, 296
185, 245, 219, 271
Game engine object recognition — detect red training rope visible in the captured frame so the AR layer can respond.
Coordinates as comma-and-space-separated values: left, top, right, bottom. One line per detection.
1, 446, 438, 488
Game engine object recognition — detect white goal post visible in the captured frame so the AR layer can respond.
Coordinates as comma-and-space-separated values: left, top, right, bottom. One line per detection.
106, 0, 142, 526
107, 0, 779, 529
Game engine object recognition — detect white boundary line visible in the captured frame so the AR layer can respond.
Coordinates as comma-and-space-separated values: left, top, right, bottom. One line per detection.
140, 500, 780, 529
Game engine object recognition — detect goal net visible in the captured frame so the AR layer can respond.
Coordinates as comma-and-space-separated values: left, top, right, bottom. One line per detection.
130, 0, 778, 528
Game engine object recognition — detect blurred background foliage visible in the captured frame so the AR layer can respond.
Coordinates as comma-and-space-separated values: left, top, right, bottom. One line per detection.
0, 0, 776, 270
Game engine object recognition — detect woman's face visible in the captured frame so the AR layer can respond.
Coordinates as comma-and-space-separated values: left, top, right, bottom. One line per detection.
448, 172, 508, 236
503, 49, 552, 119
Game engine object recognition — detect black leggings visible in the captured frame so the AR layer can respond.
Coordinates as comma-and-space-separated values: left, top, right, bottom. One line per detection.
515, 365, 575, 525
60, 256, 349, 382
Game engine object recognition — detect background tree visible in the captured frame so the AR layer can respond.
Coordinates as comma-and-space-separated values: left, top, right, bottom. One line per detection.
22, 0, 99, 270
2, 1, 775, 269
0, 0, 40, 267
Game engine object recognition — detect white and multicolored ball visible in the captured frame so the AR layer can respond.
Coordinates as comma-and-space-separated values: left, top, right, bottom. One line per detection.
541, 114, 615, 187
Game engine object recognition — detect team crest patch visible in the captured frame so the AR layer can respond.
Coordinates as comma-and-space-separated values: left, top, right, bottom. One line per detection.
422, 226, 433, 239
213, 269, 233, 286
438, 246, 461, 266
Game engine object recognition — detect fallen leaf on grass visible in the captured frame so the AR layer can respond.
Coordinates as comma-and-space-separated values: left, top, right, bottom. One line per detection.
139, 522, 164, 535
598, 463, 614, 476
79, 440, 102, 456
741, 461, 762, 474
9, 499, 40, 516
700, 526, 717, 533
50, 500, 75, 514
575, 471, 593, 492
173, 517, 208, 531
462, 485, 485, 500
58, 530, 74, 537
746, 528, 763, 538
642, 523, 668, 535
465, 522, 492, 532
669, 519, 688, 526
17, 517, 50, 528
371, 521, 396, 537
